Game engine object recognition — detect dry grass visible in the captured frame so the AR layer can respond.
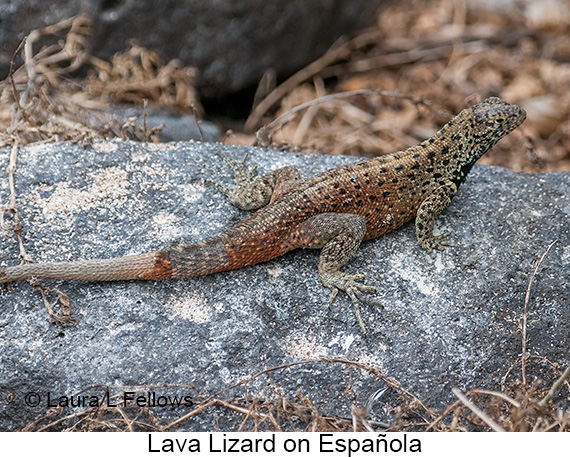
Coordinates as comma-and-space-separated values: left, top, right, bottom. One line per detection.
19, 354, 569, 432
0, 14, 201, 147
236, 0, 570, 172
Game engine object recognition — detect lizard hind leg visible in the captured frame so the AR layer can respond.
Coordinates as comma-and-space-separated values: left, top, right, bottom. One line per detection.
284, 212, 378, 333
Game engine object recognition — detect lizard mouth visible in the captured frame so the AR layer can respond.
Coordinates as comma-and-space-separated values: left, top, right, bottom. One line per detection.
504, 106, 526, 133
511, 105, 527, 127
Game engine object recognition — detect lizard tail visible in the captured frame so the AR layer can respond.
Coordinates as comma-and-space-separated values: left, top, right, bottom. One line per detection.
0, 252, 172, 283
0, 236, 232, 283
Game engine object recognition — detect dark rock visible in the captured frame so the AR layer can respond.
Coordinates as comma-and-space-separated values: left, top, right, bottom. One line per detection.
0, 0, 386, 98
0, 140, 568, 431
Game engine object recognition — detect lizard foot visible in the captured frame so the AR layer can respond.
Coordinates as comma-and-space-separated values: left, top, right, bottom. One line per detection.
421, 231, 453, 259
320, 271, 379, 334
205, 150, 259, 208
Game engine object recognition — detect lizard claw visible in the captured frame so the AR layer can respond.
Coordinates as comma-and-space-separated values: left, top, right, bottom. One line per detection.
219, 149, 257, 181
205, 179, 231, 197
326, 288, 339, 311
321, 271, 378, 334
422, 231, 453, 258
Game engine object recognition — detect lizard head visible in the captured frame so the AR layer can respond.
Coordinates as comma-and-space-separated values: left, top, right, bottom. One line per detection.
471, 96, 526, 147
442, 97, 526, 187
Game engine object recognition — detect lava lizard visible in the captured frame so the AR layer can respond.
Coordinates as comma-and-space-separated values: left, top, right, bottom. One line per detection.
0, 97, 526, 332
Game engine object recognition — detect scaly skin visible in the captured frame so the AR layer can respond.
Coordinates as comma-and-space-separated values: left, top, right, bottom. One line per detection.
0, 97, 526, 332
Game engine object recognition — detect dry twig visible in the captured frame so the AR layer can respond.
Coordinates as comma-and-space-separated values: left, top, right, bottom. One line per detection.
452, 388, 506, 432
521, 241, 558, 386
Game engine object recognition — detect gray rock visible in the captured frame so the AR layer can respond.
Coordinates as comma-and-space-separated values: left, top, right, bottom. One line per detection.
0, 140, 568, 431
103, 106, 221, 142
0, 0, 386, 98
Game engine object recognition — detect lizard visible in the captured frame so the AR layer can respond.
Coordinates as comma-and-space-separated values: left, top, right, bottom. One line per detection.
0, 96, 526, 332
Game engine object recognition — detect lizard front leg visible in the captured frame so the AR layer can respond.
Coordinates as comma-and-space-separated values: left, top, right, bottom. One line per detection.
415, 178, 458, 257
208, 150, 301, 210
283, 212, 377, 333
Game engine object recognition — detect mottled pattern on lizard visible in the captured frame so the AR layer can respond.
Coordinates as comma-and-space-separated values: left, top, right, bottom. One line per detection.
0, 97, 526, 332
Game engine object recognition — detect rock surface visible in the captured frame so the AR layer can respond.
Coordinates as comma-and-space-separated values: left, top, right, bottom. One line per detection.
0, 140, 568, 431
0, 0, 386, 98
